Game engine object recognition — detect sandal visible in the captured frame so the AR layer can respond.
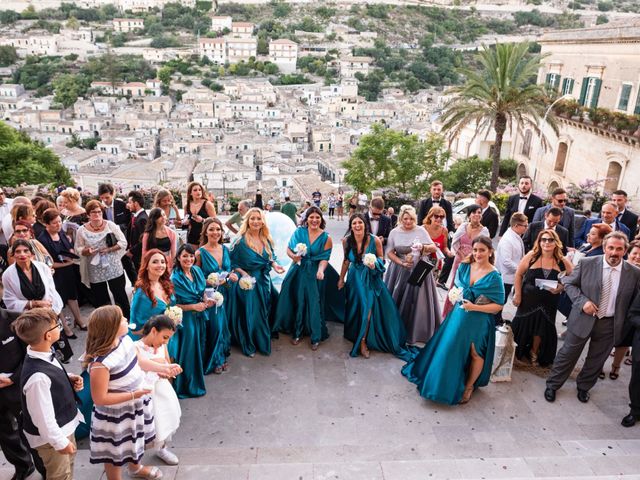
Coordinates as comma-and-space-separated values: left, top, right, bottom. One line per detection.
311, 342, 319, 351
291, 337, 300, 346
625, 358, 633, 366
359, 339, 370, 359
222, 362, 229, 371
530, 351, 539, 367
459, 387, 473, 404
599, 370, 605, 380
609, 364, 620, 380
213, 366, 223, 375
128, 465, 163, 479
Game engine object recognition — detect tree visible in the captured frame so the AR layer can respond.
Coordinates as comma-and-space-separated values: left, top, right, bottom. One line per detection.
439, 42, 557, 192
53, 74, 88, 108
157, 66, 173, 87
66, 16, 80, 30
343, 124, 449, 196
0, 45, 18, 67
0, 122, 73, 187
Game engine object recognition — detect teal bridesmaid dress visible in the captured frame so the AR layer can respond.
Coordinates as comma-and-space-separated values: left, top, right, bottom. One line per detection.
272, 227, 345, 344
171, 266, 208, 398
228, 237, 279, 357
402, 263, 505, 405
129, 289, 175, 341
198, 246, 232, 373
343, 234, 411, 361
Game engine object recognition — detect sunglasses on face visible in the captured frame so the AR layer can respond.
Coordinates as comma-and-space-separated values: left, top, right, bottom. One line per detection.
555, 199, 567, 204
433, 215, 445, 219
540, 238, 555, 243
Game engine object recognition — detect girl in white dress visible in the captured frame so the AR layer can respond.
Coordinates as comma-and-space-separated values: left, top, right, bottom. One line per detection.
135, 315, 182, 466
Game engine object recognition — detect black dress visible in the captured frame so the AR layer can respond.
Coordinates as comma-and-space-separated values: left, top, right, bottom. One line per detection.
154, 236, 172, 257
187, 203, 208, 245
38, 232, 78, 303
512, 263, 566, 367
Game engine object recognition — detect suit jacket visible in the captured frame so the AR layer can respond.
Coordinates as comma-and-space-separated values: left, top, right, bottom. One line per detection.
523, 221, 569, 255
619, 209, 639, 239
364, 214, 392, 245
533, 204, 576, 248
575, 217, 631, 247
481, 207, 499, 238
562, 256, 640, 345
417, 198, 454, 230
127, 210, 148, 262
103, 198, 131, 233
628, 292, 640, 362
0, 308, 25, 401
499, 193, 544, 236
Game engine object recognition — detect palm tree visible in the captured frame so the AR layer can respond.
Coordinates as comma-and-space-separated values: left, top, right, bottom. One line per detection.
439, 42, 558, 192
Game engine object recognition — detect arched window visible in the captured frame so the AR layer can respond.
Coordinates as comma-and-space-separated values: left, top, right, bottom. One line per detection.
521, 129, 532, 157
604, 162, 622, 193
548, 181, 560, 194
517, 163, 528, 178
554, 142, 568, 172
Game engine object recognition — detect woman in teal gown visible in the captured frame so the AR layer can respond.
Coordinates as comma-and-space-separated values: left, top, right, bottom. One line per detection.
272, 207, 345, 349
338, 214, 410, 361
171, 244, 210, 398
196, 217, 234, 374
129, 249, 175, 341
228, 207, 284, 357
402, 236, 505, 405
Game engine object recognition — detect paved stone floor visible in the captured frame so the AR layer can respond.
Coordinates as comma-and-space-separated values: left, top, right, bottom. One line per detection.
2, 217, 639, 479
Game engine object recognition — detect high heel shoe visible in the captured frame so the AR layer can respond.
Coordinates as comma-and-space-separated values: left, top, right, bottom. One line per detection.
75, 321, 87, 331
459, 387, 473, 404
609, 364, 621, 380
530, 351, 539, 367
359, 339, 370, 359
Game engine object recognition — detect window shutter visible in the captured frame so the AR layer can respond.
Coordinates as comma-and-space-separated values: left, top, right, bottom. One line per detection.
553, 75, 561, 90
545, 73, 552, 86
618, 84, 632, 111
634, 87, 640, 115
579, 77, 589, 105
561, 78, 568, 94
590, 78, 602, 108
568, 78, 575, 94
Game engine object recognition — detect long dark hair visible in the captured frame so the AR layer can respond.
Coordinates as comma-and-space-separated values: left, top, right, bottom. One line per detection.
174, 243, 196, 271
345, 213, 370, 264
302, 206, 326, 230
144, 208, 164, 250
462, 235, 495, 265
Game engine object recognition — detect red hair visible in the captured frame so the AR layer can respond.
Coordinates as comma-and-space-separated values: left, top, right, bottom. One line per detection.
134, 249, 173, 307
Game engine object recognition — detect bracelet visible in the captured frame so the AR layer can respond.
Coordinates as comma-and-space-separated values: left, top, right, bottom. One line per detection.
28, 300, 32, 309
131, 391, 135, 401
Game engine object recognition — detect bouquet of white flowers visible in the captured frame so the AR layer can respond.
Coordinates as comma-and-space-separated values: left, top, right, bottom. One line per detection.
448, 286, 464, 305
211, 291, 224, 307
238, 275, 256, 290
207, 271, 228, 287
411, 238, 423, 255
363, 253, 377, 269
294, 243, 307, 265
164, 306, 183, 326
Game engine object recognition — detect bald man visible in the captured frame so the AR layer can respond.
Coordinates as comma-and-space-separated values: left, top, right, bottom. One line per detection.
1, 196, 31, 243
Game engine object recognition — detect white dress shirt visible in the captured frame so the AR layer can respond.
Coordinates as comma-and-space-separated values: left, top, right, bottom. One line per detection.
517, 195, 530, 214
0, 198, 13, 244
22, 347, 83, 450
543, 221, 556, 231
601, 257, 622, 318
369, 215, 379, 236
495, 227, 525, 284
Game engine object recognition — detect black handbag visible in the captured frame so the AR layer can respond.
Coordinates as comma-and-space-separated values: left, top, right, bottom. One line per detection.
105, 232, 118, 248
407, 258, 436, 287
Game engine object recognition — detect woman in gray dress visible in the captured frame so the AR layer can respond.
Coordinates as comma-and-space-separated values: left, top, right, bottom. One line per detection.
384, 205, 442, 345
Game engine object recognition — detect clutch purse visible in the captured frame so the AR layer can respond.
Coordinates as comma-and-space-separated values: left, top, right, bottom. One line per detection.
407, 258, 436, 287
474, 295, 492, 305
105, 232, 117, 247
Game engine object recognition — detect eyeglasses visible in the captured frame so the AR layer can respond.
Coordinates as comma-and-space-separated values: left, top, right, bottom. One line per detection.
45, 319, 63, 335
14, 229, 30, 234
89, 210, 102, 215
540, 238, 555, 243
432, 215, 445, 219
516, 223, 528, 228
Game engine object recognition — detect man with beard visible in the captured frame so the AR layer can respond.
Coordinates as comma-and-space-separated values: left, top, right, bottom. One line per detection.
499, 176, 543, 236
544, 232, 640, 404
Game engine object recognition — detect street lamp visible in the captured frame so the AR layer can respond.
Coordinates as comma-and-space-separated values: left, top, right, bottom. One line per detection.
222, 169, 227, 198
532, 93, 573, 185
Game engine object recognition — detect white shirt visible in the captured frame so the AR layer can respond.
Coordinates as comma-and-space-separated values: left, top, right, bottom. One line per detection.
22, 347, 83, 450
0, 198, 13, 244
517, 194, 530, 214
601, 257, 622, 318
543, 221, 556, 231
369, 215, 379, 236
495, 228, 525, 283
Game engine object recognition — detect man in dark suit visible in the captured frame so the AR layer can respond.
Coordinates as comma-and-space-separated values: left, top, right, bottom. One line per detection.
623, 289, 640, 427
387, 207, 398, 229
365, 197, 391, 246
499, 176, 543, 236
98, 183, 131, 234
523, 207, 570, 254
533, 187, 576, 247
545, 232, 640, 404
576, 201, 631, 247
124, 190, 148, 281
612, 190, 638, 239
476, 189, 499, 238
417, 180, 454, 229
0, 308, 37, 480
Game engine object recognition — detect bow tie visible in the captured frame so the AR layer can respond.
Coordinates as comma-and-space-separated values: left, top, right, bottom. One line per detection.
431, 199, 440, 203
519, 196, 528, 200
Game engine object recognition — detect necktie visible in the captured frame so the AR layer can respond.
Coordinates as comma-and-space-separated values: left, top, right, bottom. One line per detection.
107, 206, 114, 222
597, 268, 613, 319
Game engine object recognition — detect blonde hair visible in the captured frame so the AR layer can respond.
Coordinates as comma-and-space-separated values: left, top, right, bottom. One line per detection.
83, 305, 123, 369
153, 188, 174, 208
398, 204, 417, 223
530, 229, 564, 267
60, 187, 80, 203
237, 207, 274, 259
423, 206, 446, 226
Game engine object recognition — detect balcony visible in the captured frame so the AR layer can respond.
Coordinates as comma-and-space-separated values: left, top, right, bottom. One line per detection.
557, 117, 640, 148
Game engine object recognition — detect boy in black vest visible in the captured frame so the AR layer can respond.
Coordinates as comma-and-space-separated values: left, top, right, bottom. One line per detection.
12, 308, 83, 480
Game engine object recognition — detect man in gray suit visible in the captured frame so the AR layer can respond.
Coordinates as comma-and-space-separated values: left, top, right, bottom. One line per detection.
545, 232, 640, 403
533, 187, 576, 248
